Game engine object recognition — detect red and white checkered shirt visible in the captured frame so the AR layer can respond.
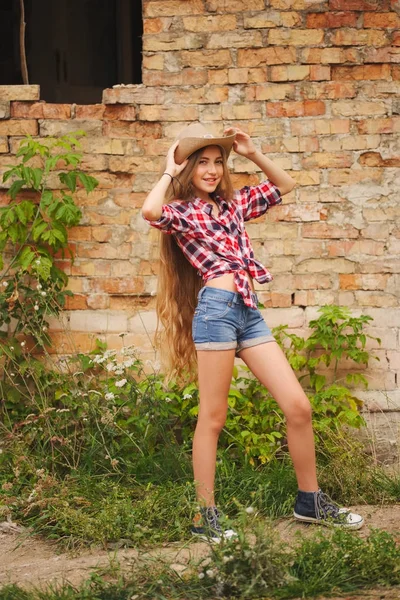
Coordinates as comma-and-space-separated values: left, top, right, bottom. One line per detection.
144, 180, 282, 309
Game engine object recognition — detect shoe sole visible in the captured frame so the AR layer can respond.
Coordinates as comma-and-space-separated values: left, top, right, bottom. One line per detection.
191, 531, 222, 544
293, 511, 364, 530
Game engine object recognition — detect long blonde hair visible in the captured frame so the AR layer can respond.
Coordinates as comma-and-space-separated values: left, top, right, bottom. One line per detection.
156, 146, 234, 382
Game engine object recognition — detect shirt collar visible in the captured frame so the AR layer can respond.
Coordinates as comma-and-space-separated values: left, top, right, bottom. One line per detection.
191, 195, 229, 214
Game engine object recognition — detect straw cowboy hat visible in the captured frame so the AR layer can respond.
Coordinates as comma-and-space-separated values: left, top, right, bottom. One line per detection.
174, 123, 237, 165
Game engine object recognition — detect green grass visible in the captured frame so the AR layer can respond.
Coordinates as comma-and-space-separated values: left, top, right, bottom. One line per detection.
1, 524, 399, 599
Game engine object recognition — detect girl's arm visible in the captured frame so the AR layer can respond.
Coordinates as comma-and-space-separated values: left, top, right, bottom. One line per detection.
224, 127, 296, 196
142, 141, 188, 221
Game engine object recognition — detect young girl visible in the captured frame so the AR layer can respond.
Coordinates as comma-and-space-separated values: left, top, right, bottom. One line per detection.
142, 123, 364, 542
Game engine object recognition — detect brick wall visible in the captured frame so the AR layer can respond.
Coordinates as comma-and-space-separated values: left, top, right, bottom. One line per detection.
0, 0, 399, 415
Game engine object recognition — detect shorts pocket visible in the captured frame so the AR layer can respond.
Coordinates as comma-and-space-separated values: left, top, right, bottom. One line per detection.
205, 297, 233, 320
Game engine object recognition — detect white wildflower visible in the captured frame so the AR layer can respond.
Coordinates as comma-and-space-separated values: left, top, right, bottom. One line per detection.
10, 346, 14, 351
165, 397, 172, 403
40, 291, 46, 297
10, 373, 15, 377
183, 393, 192, 400
110, 458, 119, 468
20, 341, 26, 347
37, 283, 42, 290
106, 363, 115, 372
42, 326, 47, 331
114, 369, 124, 375
34, 304, 39, 311
198, 572, 205, 580
105, 392, 115, 401
35, 259, 40, 264
2, 281, 8, 287
115, 378, 127, 387
245, 506, 255, 514
206, 569, 215, 578
123, 358, 135, 368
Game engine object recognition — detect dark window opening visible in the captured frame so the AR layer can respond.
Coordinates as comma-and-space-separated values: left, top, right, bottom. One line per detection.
0, 0, 143, 103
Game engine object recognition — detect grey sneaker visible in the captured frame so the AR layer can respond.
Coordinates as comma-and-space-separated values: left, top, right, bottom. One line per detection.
191, 506, 237, 544
293, 489, 364, 530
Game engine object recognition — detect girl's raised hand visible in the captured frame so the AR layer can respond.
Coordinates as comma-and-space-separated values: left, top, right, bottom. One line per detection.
224, 127, 257, 157
165, 140, 188, 177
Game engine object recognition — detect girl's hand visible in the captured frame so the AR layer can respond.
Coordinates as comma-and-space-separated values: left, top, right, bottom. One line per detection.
224, 127, 257, 158
165, 140, 188, 177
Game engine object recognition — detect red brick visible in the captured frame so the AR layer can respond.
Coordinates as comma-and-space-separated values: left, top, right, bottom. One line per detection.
392, 65, 400, 80
104, 105, 137, 120
306, 12, 358, 28
364, 12, 400, 27
358, 151, 400, 167
304, 100, 326, 116
143, 18, 164, 34
309, 65, 331, 81
142, 69, 207, 86
103, 121, 162, 139
90, 277, 145, 295
329, 0, 390, 9
11, 102, 71, 119
302, 223, 359, 239
357, 117, 400, 134
65, 294, 88, 310
300, 82, 357, 100
332, 65, 391, 80
75, 105, 105, 119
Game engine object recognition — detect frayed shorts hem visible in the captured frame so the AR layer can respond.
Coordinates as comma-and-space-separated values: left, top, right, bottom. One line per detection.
237, 335, 275, 353
194, 341, 237, 351
194, 335, 276, 353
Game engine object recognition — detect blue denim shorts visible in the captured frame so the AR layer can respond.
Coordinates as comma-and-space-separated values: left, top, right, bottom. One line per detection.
192, 287, 275, 353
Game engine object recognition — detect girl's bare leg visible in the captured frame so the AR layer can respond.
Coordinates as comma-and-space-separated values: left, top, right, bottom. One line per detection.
238, 342, 319, 491
193, 349, 236, 506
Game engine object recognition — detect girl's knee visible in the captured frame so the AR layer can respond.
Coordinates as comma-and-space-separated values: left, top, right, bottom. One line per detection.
285, 394, 312, 427
197, 408, 227, 434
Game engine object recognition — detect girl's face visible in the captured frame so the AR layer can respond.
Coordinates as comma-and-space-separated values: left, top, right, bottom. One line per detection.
191, 146, 224, 200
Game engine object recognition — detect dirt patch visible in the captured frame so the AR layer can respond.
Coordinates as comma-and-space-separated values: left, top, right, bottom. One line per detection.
0, 505, 399, 596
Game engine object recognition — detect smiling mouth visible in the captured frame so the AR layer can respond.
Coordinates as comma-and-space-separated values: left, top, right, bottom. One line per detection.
204, 178, 218, 184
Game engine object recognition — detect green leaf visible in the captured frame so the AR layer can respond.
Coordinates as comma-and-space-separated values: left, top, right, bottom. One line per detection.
59, 172, 77, 192
31, 168, 43, 190
18, 246, 36, 270
9, 180, 25, 200
32, 219, 48, 241
15, 201, 35, 225
76, 171, 98, 193
40, 190, 54, 209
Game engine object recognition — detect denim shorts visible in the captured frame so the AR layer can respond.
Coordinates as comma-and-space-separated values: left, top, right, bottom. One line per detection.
192, 287, 275, 353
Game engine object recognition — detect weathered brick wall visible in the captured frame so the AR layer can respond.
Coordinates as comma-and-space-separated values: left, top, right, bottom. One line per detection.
0, 0, 399, 420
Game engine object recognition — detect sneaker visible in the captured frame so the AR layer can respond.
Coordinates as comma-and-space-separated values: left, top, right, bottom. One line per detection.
293, 489, 364, 530
191, 506, 238, 543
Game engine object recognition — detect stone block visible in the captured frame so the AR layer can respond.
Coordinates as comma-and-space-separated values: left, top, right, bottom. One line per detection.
183, 14, 237, 31
207, 31, 263, 49
179, 49, 231, 68
269, 29, 324, 46
237, 47, 296, 67
39, 119, 102, 136
0, 85, 40, 101
0, 119, 38, 136
0, 101, 10, 119
143, 0, 204, 17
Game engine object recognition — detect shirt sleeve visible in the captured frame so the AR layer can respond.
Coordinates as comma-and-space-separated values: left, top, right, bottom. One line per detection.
236, 180, 282, 222
142, 203, 191, 234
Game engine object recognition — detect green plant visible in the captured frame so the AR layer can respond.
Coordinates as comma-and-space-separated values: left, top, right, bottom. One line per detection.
0, 132, 98, 411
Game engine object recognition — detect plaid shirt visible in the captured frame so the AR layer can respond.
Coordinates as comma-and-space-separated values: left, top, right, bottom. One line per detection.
144, 180, 282, 308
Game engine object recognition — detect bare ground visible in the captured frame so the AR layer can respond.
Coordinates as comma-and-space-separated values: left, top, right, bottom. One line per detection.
0, 505, 399, 598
